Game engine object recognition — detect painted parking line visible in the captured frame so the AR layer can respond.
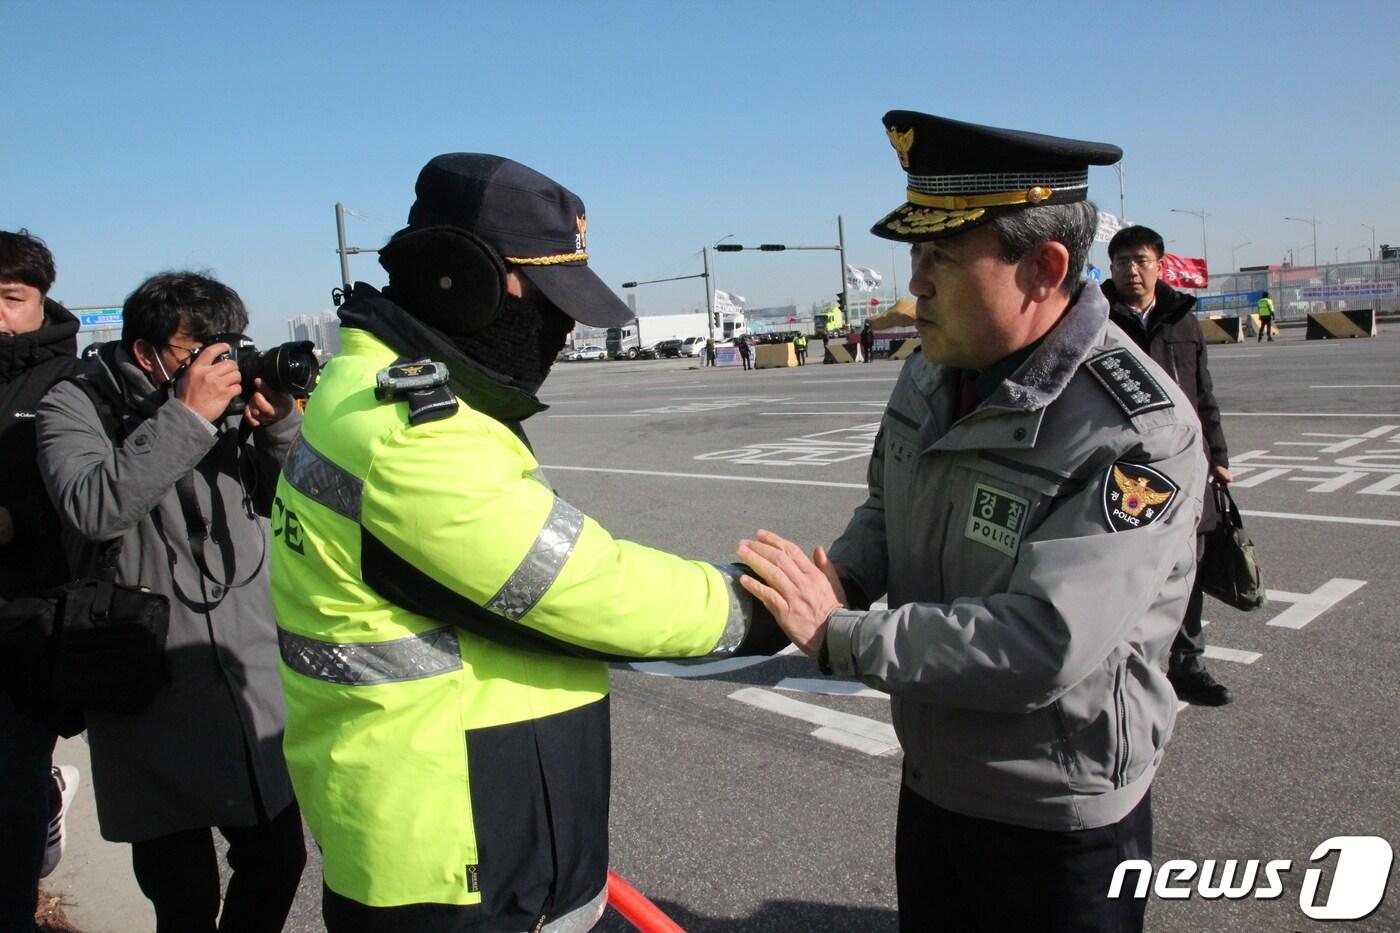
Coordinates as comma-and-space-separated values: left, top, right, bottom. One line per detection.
543, 464, 1400, 525
628, 645, 799, 678
542, 464, 867, 489
1222, 412, 1400, 418
1265, 578, 1367, 629
1203, 645, 1263, 665
774, 677, 886, 699
1242, 510, 1400, 528
729, 686, 899, 756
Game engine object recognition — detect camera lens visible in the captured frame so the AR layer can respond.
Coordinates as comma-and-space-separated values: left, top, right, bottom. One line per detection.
250, 341, 319, 395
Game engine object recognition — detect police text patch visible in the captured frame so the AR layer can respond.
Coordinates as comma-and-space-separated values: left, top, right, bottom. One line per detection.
1102, 462, 1178, 532
1085, 349, 1173, 417
965, 483, 1029, 557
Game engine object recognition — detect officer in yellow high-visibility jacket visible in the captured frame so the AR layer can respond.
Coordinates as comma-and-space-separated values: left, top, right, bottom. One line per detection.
1256, 290, 1275, 342
270, 154, 786, 933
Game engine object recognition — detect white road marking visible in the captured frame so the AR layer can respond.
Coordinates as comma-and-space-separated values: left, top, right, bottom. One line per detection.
1242, 510, 1400, 528
1265, 578, 1367, 629
628, 645, 799, 678
774, 399, 887, 406
1309, 385, 1400, 389
774, 677, 886, 699
1222, 412, 1400, 418
1203, 645, 1262, 665
542, 464, 1400, 518
792, 378, 899, 385
542, 464, 867, 489
729, 687, 899, 756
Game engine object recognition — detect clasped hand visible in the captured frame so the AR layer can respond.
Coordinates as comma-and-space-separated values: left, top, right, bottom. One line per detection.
737, 529, 846, 660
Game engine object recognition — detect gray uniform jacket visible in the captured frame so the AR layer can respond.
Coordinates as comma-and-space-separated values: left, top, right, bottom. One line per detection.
35, 345, 299, 842
825, 285, 1205, 832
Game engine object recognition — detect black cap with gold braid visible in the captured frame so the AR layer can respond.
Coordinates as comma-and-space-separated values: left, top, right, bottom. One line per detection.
871, 111, 1122, 242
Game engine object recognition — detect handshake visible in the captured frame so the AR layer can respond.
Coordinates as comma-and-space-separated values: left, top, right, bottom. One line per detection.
738, 529, 848, 660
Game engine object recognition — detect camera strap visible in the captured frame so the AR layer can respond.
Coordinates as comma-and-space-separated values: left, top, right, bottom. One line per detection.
173, 441, 267, 602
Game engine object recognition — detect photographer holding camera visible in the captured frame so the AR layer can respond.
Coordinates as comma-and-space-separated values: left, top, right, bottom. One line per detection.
35, 272, 306, 933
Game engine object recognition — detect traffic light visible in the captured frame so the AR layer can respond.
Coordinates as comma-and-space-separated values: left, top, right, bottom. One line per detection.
711, 311, 720, 328
836, 293, 847, 313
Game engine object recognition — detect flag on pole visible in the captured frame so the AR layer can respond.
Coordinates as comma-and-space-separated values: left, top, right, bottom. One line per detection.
713, 290, 746, 315
1094, 211, 1127, 243
845, 265, 884, 292
1160, 254, 1209, 289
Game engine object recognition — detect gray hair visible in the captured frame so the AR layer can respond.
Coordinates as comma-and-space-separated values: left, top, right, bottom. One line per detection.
983, 201, 1098, 294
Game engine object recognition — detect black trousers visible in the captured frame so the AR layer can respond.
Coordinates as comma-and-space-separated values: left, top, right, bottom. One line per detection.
1170, 536, 1208, 672
0, 709, 56, 933
896, 783, 1152, 933
1257, 317, 1274, 340
130, 802, 306, 933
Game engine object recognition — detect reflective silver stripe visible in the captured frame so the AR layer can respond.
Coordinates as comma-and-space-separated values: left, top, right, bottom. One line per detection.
486, 497, 585, 620
282, 433, 363, 522
278, 627, 461, 685
707, 563, 756, 654
541, 886, 608, 933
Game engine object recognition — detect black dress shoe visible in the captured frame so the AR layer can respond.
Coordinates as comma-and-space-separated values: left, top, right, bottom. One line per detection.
1168, 667, 1233, 706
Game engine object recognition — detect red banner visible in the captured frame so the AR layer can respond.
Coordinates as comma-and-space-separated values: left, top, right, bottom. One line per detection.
1160, 254, 1209, 289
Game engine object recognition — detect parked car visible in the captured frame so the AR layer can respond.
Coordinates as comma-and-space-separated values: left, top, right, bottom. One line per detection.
679, 336, 707, 358
567, 345, 607, 361
653, 338, 684, 359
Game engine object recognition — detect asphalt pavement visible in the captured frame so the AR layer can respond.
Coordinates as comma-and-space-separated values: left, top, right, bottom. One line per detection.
46, 325, 1400, 931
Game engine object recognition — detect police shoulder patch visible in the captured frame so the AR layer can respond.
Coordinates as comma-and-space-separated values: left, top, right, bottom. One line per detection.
1102, 462, 1179, 532
1085, 348, 1173, 417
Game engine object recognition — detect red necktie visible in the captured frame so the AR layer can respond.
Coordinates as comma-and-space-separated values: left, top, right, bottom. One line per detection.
956, 372, 979, 418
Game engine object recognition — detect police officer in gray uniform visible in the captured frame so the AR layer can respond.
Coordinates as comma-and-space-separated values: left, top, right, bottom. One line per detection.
739, 112, 1206, 932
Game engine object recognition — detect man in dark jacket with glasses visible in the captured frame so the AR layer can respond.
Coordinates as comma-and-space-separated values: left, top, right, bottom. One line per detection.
1103, 224, 1233, 706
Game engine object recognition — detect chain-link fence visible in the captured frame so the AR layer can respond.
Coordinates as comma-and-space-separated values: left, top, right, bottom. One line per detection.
1196, 258, 1400, 321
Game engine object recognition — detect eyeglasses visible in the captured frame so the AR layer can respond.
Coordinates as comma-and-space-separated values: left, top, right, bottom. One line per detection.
1110, 257, 1159, 271
161, 342, 203, 365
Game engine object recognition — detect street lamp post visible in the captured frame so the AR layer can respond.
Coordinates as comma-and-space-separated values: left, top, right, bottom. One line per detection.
1230, 241, 1252, 272
1362, 223, 1376, 262
1283, 216, 1319, 267
333, 202, 381, 304
1169, 207, 1209, 271
1112, 163, 1125, 221
621, 259, 715, 339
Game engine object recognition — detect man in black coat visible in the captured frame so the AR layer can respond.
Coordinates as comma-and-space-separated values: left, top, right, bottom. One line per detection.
0, 230, 82, 932
1104, 225, 1233, 706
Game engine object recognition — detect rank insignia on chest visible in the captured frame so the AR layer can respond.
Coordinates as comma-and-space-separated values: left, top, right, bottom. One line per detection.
964, 483, 1029, 557
1102, 462, 1178, 532
1085, 348, 1173, 417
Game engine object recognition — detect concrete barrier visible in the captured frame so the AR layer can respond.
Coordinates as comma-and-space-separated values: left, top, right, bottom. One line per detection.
1200, 316, 1243, 344
888, 337, 922, 360
755, 343, 796, 369
1306, 309, 1378, 339
823, 344, 856, 364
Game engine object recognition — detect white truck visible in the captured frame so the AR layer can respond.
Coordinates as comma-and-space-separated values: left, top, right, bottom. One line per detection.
606, 311, 746, 359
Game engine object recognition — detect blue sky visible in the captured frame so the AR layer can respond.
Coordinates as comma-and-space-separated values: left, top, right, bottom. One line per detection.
7, 0, 1398, 346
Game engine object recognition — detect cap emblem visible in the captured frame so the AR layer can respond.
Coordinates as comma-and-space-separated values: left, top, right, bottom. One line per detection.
887, 126, 914, 169
575, 214, 588, 251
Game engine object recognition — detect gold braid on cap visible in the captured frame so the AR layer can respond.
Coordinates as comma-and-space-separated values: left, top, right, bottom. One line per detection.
906, 187, 1055, 210
504, 251, 590, 265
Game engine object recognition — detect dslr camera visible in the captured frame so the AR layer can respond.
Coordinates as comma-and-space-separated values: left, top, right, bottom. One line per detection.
204, 333, 320, 414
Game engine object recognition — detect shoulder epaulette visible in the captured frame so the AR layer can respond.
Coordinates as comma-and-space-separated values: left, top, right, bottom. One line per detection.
375, 358, 458, 426
1084, 348, 1173, 418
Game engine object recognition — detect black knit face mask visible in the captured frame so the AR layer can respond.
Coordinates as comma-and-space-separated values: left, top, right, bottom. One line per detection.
451, 293, 575, 394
